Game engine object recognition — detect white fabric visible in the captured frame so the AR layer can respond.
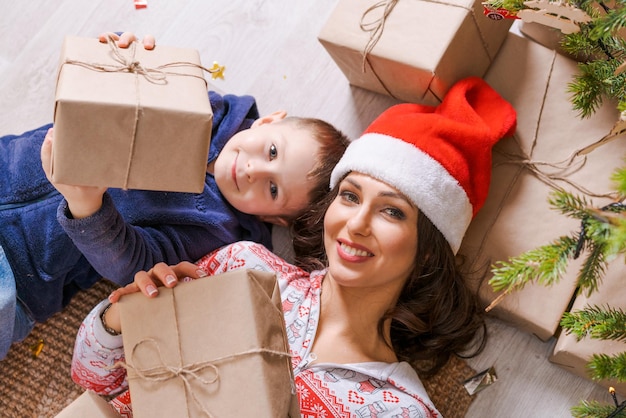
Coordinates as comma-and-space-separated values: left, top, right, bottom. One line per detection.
330, 134, 472, 254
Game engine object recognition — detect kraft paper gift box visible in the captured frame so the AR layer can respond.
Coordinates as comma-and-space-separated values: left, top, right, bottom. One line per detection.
318, 0, 512, 105
118, 269, 299, 418
550, 263, 626, 396
458, 32, 625, 341
52, 36, 213, 193
55, 391, 120, 418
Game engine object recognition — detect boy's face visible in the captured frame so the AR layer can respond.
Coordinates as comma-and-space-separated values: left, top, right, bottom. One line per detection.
212, 112, 320, 226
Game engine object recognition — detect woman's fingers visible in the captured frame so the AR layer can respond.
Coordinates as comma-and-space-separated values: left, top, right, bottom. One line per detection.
108, 261, 208, 302
108, 282, 140, 303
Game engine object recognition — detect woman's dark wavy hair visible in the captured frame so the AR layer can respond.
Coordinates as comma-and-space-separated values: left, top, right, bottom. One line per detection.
291, 179, 487, 377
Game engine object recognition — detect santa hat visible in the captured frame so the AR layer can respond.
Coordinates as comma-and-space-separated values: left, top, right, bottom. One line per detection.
330, 76, 516, 254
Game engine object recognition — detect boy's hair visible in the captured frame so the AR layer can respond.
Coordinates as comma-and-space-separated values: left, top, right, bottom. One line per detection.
282, 117, 350, 223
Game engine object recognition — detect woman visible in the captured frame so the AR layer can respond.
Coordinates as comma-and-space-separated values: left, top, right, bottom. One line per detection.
71, 76, 517, 416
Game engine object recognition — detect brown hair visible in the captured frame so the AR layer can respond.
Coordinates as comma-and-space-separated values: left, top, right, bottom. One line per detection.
385, 210, 487, 377
282, 117, 349, 223
291, 179, 486, 377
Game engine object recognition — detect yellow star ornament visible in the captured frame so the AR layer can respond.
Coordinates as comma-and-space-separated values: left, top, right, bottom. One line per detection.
209, 61, 225, 80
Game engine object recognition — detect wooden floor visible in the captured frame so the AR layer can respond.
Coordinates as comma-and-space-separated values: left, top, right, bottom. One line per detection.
0, 1, 614, 416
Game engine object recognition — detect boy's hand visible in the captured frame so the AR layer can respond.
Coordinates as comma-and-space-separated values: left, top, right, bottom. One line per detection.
40, 128, 107, 219
107, 262, 208, 303
98, 32, 156, 50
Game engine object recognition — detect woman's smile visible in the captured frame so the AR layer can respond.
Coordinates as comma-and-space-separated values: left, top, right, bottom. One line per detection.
337, 239, 373, 260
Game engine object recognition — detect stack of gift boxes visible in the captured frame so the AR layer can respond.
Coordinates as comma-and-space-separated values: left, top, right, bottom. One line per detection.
54, 1, 626, 415
318, 0, 626, 398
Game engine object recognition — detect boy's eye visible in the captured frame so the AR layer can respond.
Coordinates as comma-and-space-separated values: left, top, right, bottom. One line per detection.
270, 182, 278, 199
269, 144, 278, 160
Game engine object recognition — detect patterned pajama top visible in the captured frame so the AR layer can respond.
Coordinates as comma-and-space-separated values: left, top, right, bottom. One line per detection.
71, 241, 441, 418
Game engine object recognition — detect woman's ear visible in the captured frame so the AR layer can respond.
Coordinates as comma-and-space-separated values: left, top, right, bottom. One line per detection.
251, 110, 287, 128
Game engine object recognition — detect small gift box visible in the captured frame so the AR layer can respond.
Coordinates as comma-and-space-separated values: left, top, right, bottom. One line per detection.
459, 32, 624, 341
55, 391, 120, 418
318, 0, 512, 105
550, 263, 626, 396
52, 36, 213, 193
119, 269, 299, 417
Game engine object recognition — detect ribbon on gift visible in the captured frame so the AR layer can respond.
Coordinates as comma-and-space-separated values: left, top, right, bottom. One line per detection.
479, 50, 621, 312
60, 36, 218, 190
359, 0, 493, 101
117, 338, 291, 417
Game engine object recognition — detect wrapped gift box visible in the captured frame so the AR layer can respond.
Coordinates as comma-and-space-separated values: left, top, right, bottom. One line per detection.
55, 391, 120, 418
550, 263, 626, 396
52, 36, 213, 193
459, 32, 624, 340
119, 269, 299, 418
318, 0, 512, 105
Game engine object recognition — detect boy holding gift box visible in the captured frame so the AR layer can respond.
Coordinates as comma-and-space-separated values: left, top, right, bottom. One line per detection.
0, 33, 349, 360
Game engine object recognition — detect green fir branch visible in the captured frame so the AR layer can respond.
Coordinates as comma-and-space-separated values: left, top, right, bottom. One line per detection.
577, 242, 607, 295
489, 236, 577, 292
569, 59, 623, 118
588, 7, 626, 41
548, 189, 592, 220
571, 400, 626, 418
587, 352, 626, 382
612, 166, 626, 196
561, 304, 626, 341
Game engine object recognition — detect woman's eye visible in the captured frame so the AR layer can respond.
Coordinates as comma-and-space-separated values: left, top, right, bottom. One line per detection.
384, 207, 406, 220
269, 144, 278, 160
270, 182, 278, 199
339, 190, 359, 203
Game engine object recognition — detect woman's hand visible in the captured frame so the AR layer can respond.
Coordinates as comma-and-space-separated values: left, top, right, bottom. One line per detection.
108, 261, 208, 303
40, 128, 107, 219
98, 32, 156, 50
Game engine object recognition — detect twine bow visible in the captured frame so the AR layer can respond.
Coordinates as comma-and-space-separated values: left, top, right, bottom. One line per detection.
358, 0, 492, 101
114, 338, 291, 418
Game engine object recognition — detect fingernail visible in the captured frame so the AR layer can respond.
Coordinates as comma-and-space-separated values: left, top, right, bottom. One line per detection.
196, 269, 208, 277
146, 285, 158, 296
165, 274, 176, 286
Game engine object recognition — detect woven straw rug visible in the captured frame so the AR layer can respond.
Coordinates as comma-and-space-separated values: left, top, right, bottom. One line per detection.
0, 280, 476, 418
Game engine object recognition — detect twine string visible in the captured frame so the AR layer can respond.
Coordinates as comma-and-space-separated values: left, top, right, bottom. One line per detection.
113, 339, 291, 418
358, 0, 492, 101
481, 51, 620, 311
60, 35, 220, 188
111, 284, 290, 417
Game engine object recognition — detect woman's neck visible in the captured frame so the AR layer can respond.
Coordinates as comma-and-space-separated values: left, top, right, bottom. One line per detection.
309, 275, 399, 365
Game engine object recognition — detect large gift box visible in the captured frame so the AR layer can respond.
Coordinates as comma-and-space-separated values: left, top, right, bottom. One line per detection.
459, 32, 625, 340
550, 263, 626, 396
318, 0, 512, 105
55, 390, 120, 418
118, 269, 299, 418
52, 36, 213, 193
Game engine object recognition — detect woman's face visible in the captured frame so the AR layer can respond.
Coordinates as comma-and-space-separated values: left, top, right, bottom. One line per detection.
323, 172, 419, 293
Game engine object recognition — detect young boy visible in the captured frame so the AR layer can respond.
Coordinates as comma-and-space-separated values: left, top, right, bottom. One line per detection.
0, 70, 349, 360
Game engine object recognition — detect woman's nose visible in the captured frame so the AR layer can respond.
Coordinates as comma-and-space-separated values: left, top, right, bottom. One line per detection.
346, 208, 371, 236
